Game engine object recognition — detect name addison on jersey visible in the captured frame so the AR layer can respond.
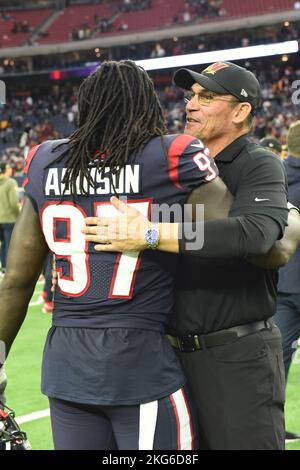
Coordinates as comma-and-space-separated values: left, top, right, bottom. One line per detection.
102, 454, 199, 466
45, 165, 140, 196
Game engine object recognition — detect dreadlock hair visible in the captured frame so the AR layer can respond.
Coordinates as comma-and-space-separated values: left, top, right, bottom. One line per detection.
52, 60, 168, 195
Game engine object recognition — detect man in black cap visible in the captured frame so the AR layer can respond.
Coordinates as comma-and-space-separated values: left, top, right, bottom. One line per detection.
260, 137, 282, 157
83, 62, 298, 449
163, 62, 288, 449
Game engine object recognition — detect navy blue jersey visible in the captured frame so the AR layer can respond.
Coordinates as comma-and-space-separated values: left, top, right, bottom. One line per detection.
24, 135, 218, 331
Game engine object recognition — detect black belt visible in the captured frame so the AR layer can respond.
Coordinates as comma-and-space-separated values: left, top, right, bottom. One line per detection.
166, 319, 273, 353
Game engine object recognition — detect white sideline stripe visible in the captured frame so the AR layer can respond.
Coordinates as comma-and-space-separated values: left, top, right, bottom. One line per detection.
170, 389, 193, 450
139, 400, 158, 450
16, 408, 50, 425
29, 300, 43, 307
286, 438, 300, 444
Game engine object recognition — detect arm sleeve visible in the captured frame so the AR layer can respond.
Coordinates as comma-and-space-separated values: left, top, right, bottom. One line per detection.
179, 151, 288, 258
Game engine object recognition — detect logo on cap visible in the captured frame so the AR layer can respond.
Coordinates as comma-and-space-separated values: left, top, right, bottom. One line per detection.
203, 62, 229, 75
240, 89, 248, 97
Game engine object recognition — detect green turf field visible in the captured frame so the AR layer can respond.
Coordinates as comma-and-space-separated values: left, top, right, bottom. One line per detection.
3, 282, 300, 450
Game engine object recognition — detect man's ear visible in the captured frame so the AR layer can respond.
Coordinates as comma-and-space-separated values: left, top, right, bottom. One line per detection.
232, 102, 252, 125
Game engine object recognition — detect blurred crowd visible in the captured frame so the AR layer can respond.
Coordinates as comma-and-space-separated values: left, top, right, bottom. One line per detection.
172, 0, 225, 25
120, 0, 152, 12
0, 58, 300, 188
1, 19, 298, 75
0, 83, 78, 187
123, 21, 298, 60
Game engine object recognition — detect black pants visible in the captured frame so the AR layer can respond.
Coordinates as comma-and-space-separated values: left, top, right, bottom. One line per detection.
49, 386, 198, 450
177, 324, 285, 450
0, 223, 14, 270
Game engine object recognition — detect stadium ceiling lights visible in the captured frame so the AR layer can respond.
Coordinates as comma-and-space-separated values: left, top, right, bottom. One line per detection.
136, 41, 299, 71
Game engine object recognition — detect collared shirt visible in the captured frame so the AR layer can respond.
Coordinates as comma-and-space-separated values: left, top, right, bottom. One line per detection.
278, 154, 300, 294
169, 134, 288, 335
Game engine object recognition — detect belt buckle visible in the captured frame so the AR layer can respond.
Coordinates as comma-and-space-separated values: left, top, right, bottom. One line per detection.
179, 334, 200, 353
264, 319, 272, 330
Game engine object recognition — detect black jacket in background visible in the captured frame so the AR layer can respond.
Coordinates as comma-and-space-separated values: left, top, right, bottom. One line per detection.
277, 154, 300, 294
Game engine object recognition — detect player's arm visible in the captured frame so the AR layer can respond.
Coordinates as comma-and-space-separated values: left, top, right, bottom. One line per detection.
247, 207, 300, 268
83, 194, 299, 269
82, 176, 234, 254
177, 152, 289, 259
157, 176, 234, 253
83, 153, 292, 264
186, 175, 233, 220
0, 196, 49, 358
82, 196, 299, 264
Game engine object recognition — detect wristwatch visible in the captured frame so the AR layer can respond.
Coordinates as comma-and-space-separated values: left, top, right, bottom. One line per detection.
144, 224, 160, 249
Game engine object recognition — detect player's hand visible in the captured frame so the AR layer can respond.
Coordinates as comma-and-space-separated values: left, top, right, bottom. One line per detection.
0, 366, 7, 405
82, 196, 150, 252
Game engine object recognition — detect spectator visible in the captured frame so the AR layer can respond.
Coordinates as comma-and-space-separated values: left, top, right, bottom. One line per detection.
150, 42, 166, 58
260, 136, 282, 157
274, 121, 300, 441
0, 162, 19, 274
122, 0, 132, 12
118, 22, 128, 31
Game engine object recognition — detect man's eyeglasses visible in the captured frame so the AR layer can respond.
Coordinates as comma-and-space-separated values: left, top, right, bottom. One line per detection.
184, 91, 240, 106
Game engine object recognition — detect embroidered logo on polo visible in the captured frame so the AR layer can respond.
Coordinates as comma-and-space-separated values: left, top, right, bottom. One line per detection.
255, 197, 270, 202
202, 62, 229, 75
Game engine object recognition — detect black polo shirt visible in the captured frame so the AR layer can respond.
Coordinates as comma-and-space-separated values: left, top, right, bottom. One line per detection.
169, 134, 288, 335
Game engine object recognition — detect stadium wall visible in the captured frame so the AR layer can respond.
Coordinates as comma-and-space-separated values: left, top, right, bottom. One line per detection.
1, 9, 300, 58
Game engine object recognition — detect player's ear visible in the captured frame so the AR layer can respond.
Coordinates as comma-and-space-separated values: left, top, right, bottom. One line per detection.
232, 102, 251, 126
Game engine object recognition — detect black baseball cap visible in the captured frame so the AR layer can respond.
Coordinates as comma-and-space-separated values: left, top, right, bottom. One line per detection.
173, 61, 261, 113
260, 137, 282, 154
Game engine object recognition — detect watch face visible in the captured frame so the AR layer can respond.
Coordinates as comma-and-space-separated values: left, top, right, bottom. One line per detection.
149, 232, 156, 242
146, 228, 159, 247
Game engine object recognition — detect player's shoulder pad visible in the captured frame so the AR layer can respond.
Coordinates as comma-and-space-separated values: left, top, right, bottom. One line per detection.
41, 138, 70, 155
24, 139, 70, 172
163, 134, 209, 190
163, 134, 205, 155
23, 139, 71, 193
